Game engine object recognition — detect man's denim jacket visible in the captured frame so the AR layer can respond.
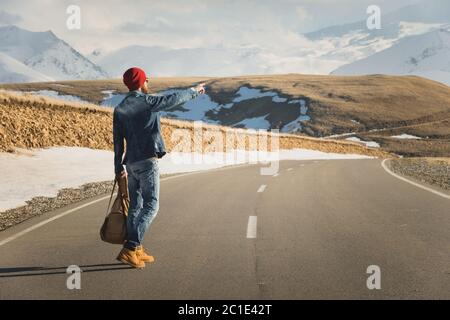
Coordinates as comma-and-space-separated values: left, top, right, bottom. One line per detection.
113, 88, 199, 174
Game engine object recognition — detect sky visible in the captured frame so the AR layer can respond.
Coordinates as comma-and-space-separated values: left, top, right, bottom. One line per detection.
0, 0, 421, 55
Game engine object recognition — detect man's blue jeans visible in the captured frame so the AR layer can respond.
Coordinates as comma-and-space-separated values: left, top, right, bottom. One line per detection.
125, 158, 160, 249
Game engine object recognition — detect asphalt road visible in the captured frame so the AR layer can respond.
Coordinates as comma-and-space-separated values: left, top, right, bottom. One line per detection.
0, 159, 449, 299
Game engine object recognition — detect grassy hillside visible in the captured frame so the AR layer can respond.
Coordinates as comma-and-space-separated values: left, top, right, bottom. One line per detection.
0, 90, 388, 158
1, 74, 449, 156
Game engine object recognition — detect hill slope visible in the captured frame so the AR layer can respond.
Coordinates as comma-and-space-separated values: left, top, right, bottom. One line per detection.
1, 74, 449, 156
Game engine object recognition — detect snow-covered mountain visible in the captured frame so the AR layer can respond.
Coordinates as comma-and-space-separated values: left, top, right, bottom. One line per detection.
332, 28, 450, 86
305, 0, 450, 67
0, 52, 53, 83
0, 25, 108, 83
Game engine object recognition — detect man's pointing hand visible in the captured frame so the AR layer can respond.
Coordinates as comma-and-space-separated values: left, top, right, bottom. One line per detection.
194, 83, 206, 95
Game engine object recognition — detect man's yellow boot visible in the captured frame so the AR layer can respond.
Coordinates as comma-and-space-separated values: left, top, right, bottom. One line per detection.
136, 246, 155, 263
116, 247, 145, 269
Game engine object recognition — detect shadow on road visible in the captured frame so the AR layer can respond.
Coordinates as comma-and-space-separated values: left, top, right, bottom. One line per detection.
0, 263, 133, 278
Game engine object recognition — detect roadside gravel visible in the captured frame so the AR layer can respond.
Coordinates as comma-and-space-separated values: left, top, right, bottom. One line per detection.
388, 158, 450, 191
0, 180, 114, 231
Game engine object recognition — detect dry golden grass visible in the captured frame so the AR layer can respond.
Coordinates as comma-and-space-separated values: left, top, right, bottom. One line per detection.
0, 89, 389, 158
0, 90, 113, 151
362, 136, 450, 157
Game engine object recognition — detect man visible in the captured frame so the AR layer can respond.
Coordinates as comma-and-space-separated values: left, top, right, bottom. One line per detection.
113, 67, 205, 269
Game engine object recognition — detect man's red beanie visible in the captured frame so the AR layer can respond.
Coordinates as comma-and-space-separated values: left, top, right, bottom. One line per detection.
123, 67, 147, 91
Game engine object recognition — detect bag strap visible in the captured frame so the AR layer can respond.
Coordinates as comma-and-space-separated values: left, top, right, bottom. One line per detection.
105, 179, 117, 216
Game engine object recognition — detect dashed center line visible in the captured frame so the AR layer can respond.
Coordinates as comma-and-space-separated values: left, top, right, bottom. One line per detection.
257, 185, 267, 193
246, 216, 257, 239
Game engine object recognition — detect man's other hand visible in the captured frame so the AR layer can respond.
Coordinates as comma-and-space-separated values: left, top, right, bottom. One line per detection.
194, 83, 206, 95
116, 170, 127, 180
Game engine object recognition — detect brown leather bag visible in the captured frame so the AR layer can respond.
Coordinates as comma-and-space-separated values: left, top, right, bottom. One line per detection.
100, 175, 130, 244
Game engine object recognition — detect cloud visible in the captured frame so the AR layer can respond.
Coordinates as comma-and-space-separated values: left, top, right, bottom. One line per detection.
116, 17, 175, 34
0, 10, 22, 26
295, 6, 312, 22
0, 0, 420, 52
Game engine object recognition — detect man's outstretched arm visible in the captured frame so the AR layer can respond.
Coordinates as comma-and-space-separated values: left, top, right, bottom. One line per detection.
145, 83, 206, 112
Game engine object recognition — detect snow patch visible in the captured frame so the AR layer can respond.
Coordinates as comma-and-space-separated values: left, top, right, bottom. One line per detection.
391, 133, 422, 140
161, 93, 221, 123
0, 147, 114, 211
272, 96, 287, 103
233, 86, 278, 102
346, 137, 380, 148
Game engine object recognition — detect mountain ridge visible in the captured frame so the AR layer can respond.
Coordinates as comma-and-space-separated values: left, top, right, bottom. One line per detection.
332, 27, 450, 85
0, 25, 108, 82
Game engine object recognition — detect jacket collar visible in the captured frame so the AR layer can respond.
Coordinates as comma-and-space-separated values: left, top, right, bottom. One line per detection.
126, 90, 144, 97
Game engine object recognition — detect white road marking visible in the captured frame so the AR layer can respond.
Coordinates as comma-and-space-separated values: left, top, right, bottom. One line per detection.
381, 159, 450, 200
257, 185, 267, 193
287, 168, 293, 171
0, 163, 255, 247
273, 173, 279, 177
300, 164, 305, 167
247, 216, 257, 239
